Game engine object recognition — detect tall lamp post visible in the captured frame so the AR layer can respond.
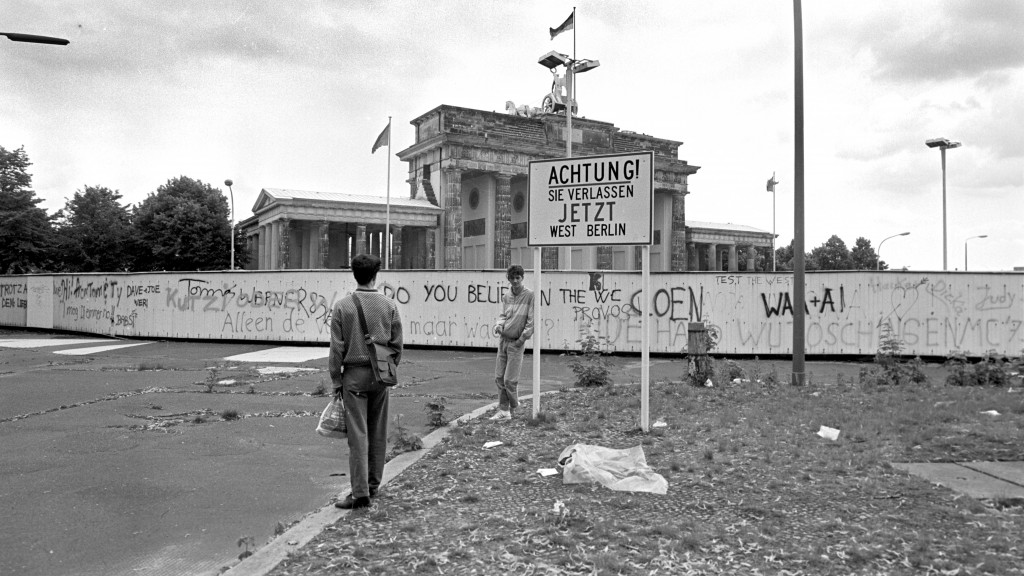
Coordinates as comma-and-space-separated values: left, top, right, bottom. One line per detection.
1, 32, 69, 45
876, 231, 910, 270
224, 179, 235, 270
791, 0, 806, 385
538, 50, 599, 270
767, 173, 778, 271
925, 138, 961, 270
964, 235, 987, 271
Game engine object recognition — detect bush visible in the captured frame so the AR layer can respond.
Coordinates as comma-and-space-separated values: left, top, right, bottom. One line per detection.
945, 350, 1014, 386
859, 324, 927, 386
724, 360, 746, 381
568, 334, 612, 387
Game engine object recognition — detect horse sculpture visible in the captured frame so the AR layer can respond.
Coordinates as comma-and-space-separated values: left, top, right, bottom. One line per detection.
505, 100, 541, 118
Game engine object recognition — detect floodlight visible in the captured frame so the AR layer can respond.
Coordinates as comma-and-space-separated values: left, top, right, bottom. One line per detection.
538, 50, 571, 69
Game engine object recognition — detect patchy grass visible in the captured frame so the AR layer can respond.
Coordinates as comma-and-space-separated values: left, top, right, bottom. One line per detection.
269, 376, 1024, 576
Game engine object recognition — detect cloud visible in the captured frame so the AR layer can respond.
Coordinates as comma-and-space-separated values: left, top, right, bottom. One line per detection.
862, 0, 1024, 83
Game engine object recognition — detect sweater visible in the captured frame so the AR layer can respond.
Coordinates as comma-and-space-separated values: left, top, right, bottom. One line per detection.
494, 287, 535, 341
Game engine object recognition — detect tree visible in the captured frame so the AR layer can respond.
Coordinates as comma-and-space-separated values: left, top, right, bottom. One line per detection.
0, 146, 55, 273
53, 186, 134, 272
850, 236, 885, 270
132, 176, 234, 271
775, 241, 795, 271
808, 235, 852, 270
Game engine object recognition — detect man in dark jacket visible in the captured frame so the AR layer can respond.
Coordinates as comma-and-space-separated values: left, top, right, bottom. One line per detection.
328, 253, 403, 509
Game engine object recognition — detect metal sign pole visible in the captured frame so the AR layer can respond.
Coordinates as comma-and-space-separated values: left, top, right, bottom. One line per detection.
532, 247, 542, 418
641, 244, 650, 431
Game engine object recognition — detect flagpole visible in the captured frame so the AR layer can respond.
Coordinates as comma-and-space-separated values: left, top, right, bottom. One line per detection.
385, 116, 392, 270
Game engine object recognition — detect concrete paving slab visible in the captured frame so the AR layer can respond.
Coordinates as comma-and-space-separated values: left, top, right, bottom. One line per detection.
959, 461, 1024, 488
0, 338, 112, 348
224, 346, 329, 363
891, 462, 1024, 500
53, 341, 152, 355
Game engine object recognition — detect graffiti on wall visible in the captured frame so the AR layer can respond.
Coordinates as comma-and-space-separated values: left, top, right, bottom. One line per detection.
1, 270, 1019, 356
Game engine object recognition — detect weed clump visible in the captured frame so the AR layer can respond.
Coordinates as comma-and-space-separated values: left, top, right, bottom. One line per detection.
945, 349, 1019, 386
568, 334, 612, 387
424, 396, 449, 428
388, 414, 424, 457
859, 324, 927, 386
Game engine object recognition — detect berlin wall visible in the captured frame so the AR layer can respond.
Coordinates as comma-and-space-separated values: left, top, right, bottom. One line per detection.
1, 270, 1021, 357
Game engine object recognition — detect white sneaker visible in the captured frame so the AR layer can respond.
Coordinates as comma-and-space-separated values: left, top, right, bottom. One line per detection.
488, 410, 511, 421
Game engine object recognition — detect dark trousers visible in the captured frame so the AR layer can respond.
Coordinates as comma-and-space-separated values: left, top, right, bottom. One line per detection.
341, 365, 390, 499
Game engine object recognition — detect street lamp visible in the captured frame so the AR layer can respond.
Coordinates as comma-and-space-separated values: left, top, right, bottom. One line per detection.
1, 32, 69, 45
767, 173, 778, 271
925, 137, 961, 271
876, 231, 910, 270
224, 179, 235, 270
538, 50, 599, 271
537, 50, 600, 158
964, 235, 987, 271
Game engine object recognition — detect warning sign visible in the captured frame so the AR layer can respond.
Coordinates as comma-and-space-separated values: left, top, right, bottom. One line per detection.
528, 152, 653, 246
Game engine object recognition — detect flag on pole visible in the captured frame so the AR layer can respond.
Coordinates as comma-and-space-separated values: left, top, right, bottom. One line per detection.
550, 12, 574, 40
766, 174, 778, 192
371, 122, 390, 154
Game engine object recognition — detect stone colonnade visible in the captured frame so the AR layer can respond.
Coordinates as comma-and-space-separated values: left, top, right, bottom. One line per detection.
685, 242, 762, 272
246, 219, 436, 270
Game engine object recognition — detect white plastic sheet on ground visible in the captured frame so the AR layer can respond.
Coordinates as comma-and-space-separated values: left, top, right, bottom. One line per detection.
557, 444, 668, 495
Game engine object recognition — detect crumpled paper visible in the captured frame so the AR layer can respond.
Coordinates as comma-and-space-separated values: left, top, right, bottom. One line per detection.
557, 443, 668, 494
817, 425, 840, 440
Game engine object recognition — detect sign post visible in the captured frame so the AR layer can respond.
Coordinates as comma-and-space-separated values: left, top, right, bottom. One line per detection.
528, 151, 654, 428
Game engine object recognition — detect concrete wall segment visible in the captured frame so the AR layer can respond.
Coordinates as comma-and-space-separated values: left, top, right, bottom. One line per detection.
2, 270, 1021, 357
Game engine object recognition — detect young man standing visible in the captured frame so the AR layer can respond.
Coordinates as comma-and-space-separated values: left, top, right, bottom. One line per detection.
328, 253, 403, 509
490, 264, 534, 421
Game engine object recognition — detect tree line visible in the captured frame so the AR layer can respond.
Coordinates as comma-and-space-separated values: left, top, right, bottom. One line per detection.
774, 235, 889, 271
1, 145, 248, 274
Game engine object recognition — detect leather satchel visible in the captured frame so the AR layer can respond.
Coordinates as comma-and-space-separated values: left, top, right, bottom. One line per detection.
353, 293, 399, 387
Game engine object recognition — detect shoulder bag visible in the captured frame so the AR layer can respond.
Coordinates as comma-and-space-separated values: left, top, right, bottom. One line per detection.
353, 293, 399, 387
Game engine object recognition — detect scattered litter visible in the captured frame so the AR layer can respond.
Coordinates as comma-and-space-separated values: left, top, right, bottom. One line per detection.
810, 391, 821, 397
558, 443, 668, 494
704, 379, 713, 387
817, 426, 840, 441
980, 410, 1000, 416
256, 366, 318, 375
483, 441, 503, 449
652, 419, 667, 428
934, 400, 955, 407
217, 379, 236, 385
537, 468, 558, 477
287, 540, 298, 546
552, 500, 568, 517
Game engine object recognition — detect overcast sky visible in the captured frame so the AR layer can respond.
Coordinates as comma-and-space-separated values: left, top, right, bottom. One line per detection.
4, 0, 1022, 271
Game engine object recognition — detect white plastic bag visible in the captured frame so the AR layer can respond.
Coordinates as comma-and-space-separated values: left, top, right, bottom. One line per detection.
557, 443, 667, 495
316, 397, 346, 438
